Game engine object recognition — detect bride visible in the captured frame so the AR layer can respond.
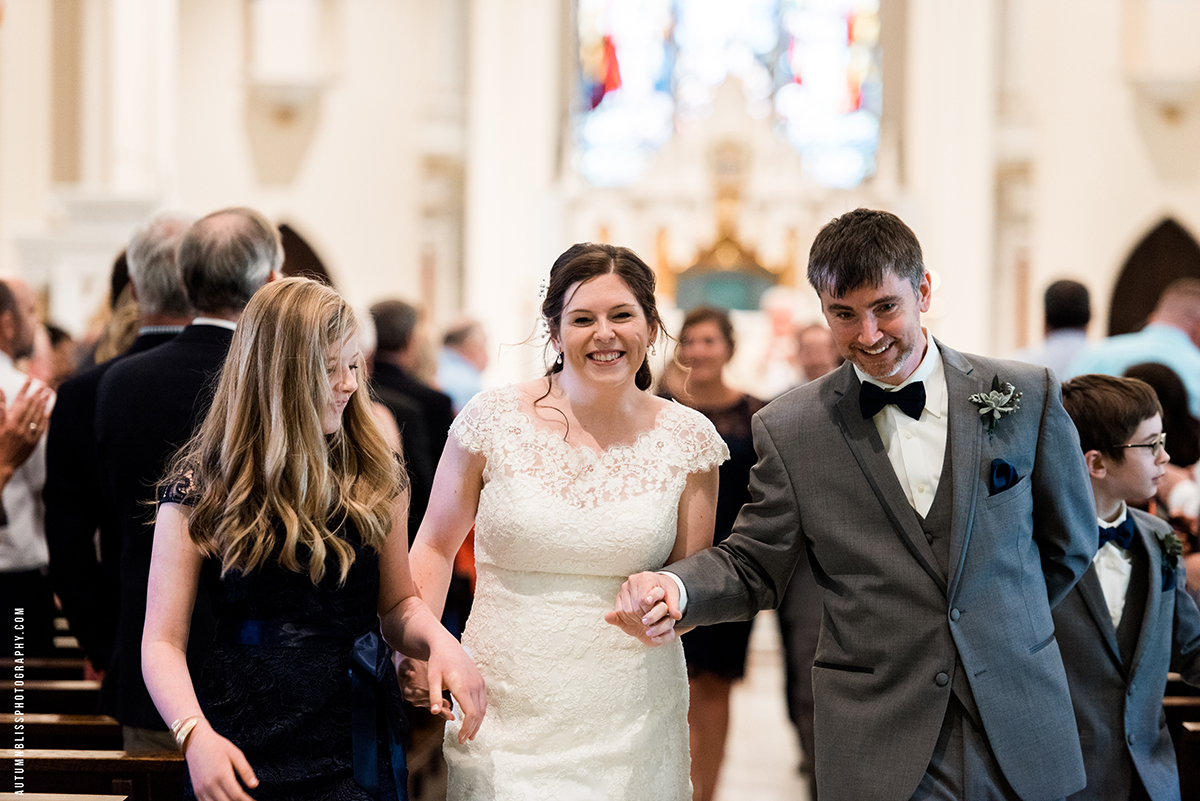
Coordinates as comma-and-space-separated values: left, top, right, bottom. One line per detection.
405, 242, 728, 800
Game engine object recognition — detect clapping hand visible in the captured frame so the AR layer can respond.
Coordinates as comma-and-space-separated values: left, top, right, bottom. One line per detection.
604, 572, 682, 646
0, 378, 51, 484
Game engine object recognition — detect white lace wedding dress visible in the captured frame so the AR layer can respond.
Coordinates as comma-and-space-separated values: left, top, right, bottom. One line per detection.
443, 385, 729, 801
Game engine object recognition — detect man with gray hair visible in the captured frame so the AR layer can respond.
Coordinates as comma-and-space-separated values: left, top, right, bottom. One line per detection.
45, 212, 195, 680
95, 207, 281, 751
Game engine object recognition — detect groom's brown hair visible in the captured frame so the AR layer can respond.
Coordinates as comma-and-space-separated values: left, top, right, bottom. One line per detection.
807, 208, 925, 299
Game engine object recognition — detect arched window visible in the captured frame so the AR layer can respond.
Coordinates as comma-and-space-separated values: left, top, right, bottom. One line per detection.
573, 0, 882, 189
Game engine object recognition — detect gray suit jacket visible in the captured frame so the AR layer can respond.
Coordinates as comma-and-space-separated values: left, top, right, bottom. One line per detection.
1053, 508, 1200, 801
670, 342, 1097, 801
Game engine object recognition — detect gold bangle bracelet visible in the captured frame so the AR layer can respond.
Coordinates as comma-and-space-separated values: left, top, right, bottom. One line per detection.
170, 715, 202, 753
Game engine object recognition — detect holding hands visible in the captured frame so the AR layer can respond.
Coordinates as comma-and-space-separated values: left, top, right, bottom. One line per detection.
605, 573, 684, 646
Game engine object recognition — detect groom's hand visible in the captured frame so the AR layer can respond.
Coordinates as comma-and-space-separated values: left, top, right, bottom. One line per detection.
605, 572, 682, 646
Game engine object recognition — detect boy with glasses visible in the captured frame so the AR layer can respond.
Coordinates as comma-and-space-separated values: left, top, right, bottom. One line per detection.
1058, 373, 1200, 800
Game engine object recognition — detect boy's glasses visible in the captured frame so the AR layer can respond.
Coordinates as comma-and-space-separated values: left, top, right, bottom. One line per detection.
1111, 432, 1168, 457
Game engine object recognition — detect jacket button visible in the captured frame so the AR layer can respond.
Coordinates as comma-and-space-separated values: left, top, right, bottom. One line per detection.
935, 672, 949, 687
950, 608, 960, 622
1127, 733, 1135, 745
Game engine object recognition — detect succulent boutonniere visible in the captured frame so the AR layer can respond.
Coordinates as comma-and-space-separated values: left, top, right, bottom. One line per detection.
1159, 529, 1184, 591
968, 375, 1022, 436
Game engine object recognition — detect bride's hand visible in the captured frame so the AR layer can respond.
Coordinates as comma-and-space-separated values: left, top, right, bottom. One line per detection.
605, 573, 681, 646
426, 639, 488, 744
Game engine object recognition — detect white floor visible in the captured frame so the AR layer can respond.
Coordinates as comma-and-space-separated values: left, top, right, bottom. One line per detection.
714, 611, 812, 801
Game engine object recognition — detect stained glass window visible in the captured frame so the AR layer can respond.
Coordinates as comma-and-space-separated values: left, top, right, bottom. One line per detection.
573, 0, 882, 190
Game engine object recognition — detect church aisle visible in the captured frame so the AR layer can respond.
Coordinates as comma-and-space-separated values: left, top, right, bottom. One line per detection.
714, 610, 812, 801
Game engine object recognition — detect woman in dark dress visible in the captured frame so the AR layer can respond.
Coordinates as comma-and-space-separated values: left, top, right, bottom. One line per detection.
660, 306, 766, 801
142, 278, 486, 801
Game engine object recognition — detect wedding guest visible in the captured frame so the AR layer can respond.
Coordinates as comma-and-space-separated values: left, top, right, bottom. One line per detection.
660, 305, 765, 801
369, 299, 451, 540
1057, 373, 1200, 800
613, 208, 1098, 800
1070, 278, 1200, 417
143, 277, 485, 801
1012, 279, 1091, 378
96, 207, 279, 751
779, 320, 841, 800
46, 212, 194, 677
793, 322, 842, 386
406, 243, 727, 799
437, 317, 488, 414
0, 277, 55, 657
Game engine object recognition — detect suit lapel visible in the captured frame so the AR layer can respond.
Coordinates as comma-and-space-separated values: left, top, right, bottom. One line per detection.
830, 364, 948, 596
942, 346, 983, 602
1077, 565, 1125, 671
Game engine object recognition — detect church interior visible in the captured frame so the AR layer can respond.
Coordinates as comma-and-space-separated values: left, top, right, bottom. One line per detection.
6, 0, 1200, 798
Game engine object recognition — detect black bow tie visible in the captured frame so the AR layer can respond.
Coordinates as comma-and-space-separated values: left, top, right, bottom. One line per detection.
1098, 516, 1136, 551
859, 380, 926, 420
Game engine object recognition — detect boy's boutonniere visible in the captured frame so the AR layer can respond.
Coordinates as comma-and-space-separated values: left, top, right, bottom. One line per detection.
1158, 529, 1183, 591
968, 375, 1022, 436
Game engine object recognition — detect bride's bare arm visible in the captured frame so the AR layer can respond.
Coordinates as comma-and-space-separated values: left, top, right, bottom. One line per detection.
408, 437, 486, 619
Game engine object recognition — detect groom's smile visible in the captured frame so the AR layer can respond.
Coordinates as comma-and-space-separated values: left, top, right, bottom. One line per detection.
820, 269, 932, 385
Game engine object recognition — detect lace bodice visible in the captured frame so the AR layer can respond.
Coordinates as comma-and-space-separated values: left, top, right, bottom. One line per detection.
442, 385, 729, 800
450, 385, 729, 578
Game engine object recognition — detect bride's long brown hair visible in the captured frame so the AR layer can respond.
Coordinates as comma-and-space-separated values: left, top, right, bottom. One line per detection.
163, 277, 402, 585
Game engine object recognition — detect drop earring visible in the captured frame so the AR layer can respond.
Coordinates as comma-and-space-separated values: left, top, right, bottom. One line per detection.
554, 351, 564, 368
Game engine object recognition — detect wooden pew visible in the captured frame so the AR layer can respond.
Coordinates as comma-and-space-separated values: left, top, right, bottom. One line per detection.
0, 750, 183, 801
0, 657, 87, 681
1180, 721, 1200, 801
1, 714, 122, 750
4, 680, 102, 715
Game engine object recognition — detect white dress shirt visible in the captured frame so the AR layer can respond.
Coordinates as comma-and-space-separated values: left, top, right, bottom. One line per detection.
666, 334, 948, 614
1095, 504, 1134, 629
854, 334, 948, 517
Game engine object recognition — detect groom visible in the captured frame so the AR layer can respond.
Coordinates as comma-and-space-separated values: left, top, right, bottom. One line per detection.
611, 209, 1098, 800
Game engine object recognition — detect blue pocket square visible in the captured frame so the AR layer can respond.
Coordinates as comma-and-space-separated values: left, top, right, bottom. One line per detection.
989, 459, 1020, 496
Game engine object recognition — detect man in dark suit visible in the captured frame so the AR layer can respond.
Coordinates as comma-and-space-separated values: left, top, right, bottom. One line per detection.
95, 207, 281, 751
369, 298, 453, 536
1057, 374, 1200, 800
612, 209, 1098, 800
45, 212, 194, 677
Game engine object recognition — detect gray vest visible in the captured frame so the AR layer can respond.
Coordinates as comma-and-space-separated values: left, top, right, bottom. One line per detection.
1115, 532, 1149, 672
905, 434, 983, 726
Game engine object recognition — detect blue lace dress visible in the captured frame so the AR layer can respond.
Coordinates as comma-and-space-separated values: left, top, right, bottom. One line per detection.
161, 478, 409, 801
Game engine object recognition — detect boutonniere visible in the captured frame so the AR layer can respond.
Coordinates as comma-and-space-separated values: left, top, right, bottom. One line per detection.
1158, 529, 1183, 591
968, 375, 1022, 436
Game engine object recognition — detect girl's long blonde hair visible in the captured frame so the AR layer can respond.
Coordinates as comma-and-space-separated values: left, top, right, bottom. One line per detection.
164, 277, 402, 585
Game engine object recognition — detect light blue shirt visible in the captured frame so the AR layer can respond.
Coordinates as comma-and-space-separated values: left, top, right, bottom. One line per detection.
436, 348, 483, 414
1011, 328, 1089, 380
1067, 323, 1200, 418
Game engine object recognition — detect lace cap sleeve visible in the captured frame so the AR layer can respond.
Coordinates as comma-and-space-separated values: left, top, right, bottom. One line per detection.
664, 403, 730, 474
159, 470, 199, 506
448, 387, 510, 456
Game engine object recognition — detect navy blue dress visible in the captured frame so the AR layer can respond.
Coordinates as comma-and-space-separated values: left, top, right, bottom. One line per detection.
162, 479, 409, 801
660, 393, 767, 679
